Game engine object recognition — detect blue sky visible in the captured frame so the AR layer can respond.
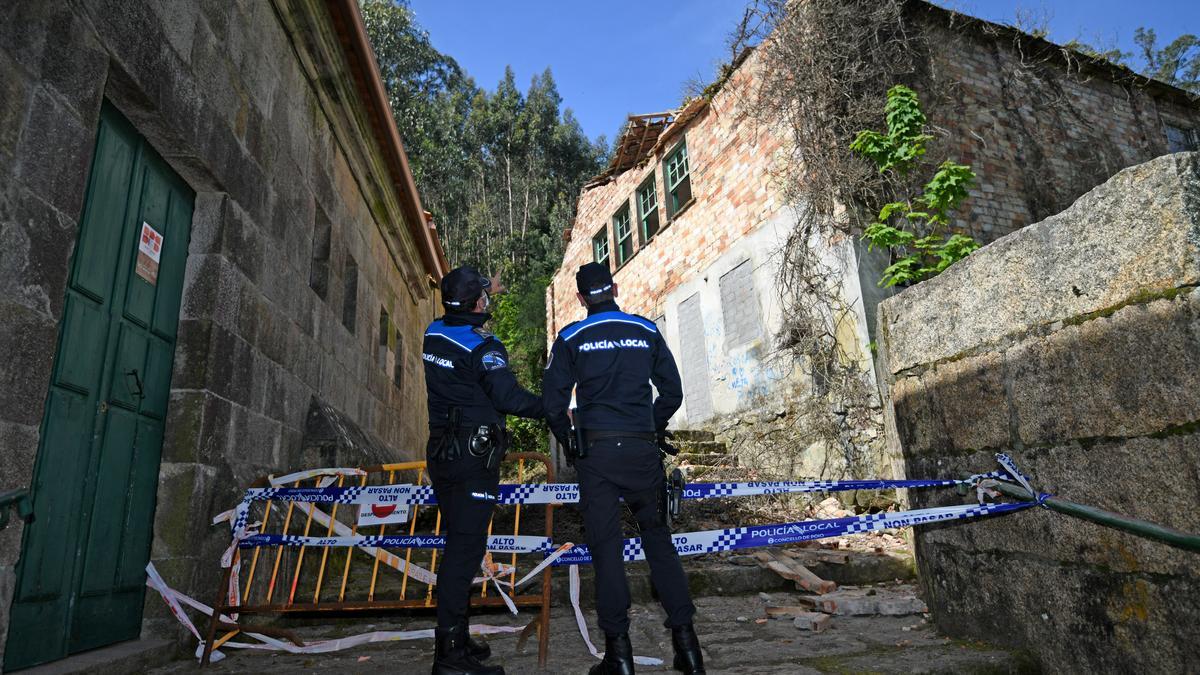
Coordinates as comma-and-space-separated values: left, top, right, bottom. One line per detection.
407, 1, 1198, 142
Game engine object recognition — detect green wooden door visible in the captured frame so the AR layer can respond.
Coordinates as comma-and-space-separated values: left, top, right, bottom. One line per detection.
5, 104, 194, 670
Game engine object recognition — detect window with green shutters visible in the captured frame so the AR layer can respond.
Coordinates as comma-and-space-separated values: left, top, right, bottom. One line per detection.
664, 139, 692, 217
592, 227, 610, 268
637, 174, 660, 243
614, 202, 634, 266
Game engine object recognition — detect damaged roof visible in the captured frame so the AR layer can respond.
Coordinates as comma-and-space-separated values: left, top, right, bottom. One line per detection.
586, 49, 752, 189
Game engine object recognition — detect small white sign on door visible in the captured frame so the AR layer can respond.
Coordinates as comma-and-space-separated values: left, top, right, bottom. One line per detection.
136, 221, 164, 285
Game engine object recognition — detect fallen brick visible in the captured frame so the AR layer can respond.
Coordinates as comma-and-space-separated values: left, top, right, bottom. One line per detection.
793, 612, 833, 632
765, 602, 818, 618
815, 592, 880, 616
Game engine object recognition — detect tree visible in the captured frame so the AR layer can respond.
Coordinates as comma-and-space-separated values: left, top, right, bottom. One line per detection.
1134, 28, 1200, 93
851, 86, 980, 287
361, 1, 607, 452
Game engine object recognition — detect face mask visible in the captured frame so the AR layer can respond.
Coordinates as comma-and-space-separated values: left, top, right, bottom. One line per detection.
480, 290, 491, 312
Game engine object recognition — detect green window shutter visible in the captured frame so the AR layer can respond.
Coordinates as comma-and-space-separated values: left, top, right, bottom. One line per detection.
613, 202, 634, 266
637, 174, 660, 242
592, 227, 610, 267
664, 139, 692, 216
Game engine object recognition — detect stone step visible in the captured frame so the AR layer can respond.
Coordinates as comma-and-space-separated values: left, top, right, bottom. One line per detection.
550, 550, 915, 609
673, 440, 727, 454
666, 429, 716, 443
676, 453, 738, 467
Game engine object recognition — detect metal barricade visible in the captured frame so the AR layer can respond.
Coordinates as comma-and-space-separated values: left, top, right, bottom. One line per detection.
201, 452, 556, 666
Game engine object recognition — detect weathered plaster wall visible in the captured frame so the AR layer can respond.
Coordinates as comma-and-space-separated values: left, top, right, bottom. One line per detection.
877, 153, 1200, 672
0, 0, 437, 660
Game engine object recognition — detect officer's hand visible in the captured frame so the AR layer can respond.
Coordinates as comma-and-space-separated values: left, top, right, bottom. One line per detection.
488, 271, 507, 295
657, 430, 680, 457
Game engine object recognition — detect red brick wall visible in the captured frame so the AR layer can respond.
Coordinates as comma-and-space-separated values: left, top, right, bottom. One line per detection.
918, 9, 1200, 239
548, 48, 786, 340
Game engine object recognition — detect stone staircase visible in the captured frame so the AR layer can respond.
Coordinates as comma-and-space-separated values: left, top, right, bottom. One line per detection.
667, 429, 740, 479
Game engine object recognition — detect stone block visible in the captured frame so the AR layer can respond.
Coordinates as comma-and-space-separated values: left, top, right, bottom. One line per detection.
0, 179, 77, 319
0, 50, 30, 160
909, 439, 1200, 579
152, 462, 201, 558
38, 8, 107, 119
881, 152, 1200, 375
172, 318, 213, 390
917, 545, 1200, 674
14, 89, 93, 220
892, 349, 1011, 455
161, 391, 206, 465
0, 303, 57, 427
1008, 291, 1200, 446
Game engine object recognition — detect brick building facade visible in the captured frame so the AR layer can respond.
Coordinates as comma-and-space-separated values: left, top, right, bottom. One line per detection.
0, 0, 445, 668
546, 1, 1200, 466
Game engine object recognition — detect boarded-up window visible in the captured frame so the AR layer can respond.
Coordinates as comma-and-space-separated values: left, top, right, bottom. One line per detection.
720, 259, 762, 349
677, 293, 713, 423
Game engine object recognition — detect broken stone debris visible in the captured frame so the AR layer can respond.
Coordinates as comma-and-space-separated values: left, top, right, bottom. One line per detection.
753, 545, 929, 632
792, 612, 832, 632
752, 549, 838, 594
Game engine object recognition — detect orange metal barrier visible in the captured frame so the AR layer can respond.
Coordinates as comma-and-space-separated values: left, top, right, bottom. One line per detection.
201, 452, 556, 666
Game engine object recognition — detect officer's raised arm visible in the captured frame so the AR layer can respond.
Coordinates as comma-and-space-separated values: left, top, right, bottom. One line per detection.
650, 331, 684, 432
476, 341, 543, 419
541, 336, 574, 447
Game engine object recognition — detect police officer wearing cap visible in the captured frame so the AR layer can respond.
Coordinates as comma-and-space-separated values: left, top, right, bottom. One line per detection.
423, 266, 543, 675
543, 263, 705, 675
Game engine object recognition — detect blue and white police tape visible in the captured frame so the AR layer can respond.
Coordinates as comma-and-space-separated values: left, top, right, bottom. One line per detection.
237, 532, 555, 554
551, 499, 1038, 565
236, 470, 1009, 508
231, 499, 1039, 562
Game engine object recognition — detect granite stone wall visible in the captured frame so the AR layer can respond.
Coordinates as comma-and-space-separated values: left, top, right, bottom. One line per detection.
877, 153, 1200, 672
0, 0, 438, 659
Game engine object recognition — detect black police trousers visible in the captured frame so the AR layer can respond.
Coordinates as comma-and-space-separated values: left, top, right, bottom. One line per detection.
427, 441, 500, 629
576, 437, 696, 635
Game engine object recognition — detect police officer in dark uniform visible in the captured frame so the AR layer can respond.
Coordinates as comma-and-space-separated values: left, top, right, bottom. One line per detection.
423, 266, 543, 675
542, 263, 705, 675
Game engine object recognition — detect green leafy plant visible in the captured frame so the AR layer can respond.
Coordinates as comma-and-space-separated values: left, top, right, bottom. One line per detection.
851, 85, 980, 287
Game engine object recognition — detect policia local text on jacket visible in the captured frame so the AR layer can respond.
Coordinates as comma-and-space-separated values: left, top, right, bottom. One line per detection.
423, 266, 542, 675
542, 262, 705, 675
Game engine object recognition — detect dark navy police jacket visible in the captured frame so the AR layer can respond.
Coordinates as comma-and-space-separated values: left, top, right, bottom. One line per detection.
422, 311, 542, 431
542, 300, 684, 447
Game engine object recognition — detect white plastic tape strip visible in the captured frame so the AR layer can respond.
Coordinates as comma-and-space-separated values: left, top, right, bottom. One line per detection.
145, 562, 523, 661
269, 467, 367, 486
567, 564, 663, 667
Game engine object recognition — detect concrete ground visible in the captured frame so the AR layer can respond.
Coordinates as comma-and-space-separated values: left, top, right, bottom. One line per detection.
148, 588, 1036, 674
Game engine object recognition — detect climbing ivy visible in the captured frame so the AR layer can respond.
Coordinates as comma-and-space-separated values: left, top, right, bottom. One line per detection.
851, 85, 980, 287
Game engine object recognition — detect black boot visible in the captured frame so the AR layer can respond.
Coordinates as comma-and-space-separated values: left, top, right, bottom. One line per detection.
432, 625, 504, 675
459, 619, 492, 661
588, 632, 635, 675
671, 624, 705, 674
